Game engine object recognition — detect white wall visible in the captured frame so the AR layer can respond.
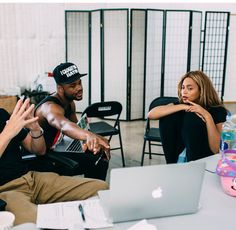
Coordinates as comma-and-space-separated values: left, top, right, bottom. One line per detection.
0, 3, 65, 94
0, 2, 235, 101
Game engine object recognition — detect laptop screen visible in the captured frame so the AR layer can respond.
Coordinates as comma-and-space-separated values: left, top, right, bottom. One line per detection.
99, 162, 206, 223
77, 114, 90, 130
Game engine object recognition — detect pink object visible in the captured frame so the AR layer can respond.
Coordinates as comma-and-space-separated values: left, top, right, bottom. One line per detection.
220, 176, 236, 196
216, 149, 236, 196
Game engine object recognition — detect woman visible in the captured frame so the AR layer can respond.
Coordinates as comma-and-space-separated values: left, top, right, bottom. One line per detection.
148, 71, 228, 163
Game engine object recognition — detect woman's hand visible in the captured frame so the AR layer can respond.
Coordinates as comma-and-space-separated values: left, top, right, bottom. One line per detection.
185, 100, 210, 122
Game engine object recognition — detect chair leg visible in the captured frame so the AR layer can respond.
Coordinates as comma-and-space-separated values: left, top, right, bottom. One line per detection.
141, 140, 147, 166
148, 141, 152, 159
118, 132, 125, 167
108, 135, 112, 142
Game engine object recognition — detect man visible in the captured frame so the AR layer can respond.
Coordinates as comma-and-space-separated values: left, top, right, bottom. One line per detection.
34, 62, 110, 180
0, 98, 108, 225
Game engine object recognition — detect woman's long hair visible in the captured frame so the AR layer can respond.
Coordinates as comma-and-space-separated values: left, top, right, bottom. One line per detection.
177, 70, 223, 108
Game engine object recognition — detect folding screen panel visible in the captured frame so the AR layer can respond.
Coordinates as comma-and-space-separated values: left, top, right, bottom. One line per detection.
190, 12, 202, 70
91, 10, 101, 104
144, 10, 164, 117
163, 10, 202, 97
103, 9, 128, 120
130, 9, 146, 120
163, 11, 190, 97
65, 11, 90, 112
202, 11, 230, 99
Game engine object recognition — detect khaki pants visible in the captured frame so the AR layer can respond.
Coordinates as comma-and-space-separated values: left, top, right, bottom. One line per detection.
0, 171, 108, 225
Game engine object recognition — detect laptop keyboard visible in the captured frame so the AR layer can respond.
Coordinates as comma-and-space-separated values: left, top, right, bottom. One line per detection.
66, 139, 83, 152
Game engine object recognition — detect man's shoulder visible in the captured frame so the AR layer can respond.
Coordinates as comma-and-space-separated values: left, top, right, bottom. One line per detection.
36, 96, 63, 109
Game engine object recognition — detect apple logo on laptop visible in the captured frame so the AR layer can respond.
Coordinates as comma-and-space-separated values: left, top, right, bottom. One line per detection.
152, 187, 163, 198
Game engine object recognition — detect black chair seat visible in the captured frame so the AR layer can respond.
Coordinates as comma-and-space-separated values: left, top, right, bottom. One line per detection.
89, 122, 119, 136
144, 128, 161, 142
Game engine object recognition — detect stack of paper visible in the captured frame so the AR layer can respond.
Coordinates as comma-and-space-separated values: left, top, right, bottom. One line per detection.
36, 199, 113, 229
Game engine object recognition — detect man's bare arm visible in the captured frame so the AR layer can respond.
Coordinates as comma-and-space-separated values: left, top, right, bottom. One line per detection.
41, 102, 110, 154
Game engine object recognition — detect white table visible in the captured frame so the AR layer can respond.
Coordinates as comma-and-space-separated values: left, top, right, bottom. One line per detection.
101, 154, 236, 230
14, 154, 235, 230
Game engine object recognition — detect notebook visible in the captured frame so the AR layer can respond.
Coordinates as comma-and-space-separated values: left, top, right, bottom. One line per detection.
99, 161, 206, 223
53, 114, 89, 153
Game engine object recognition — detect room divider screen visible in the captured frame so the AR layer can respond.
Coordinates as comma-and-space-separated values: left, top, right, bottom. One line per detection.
66, 9, 128, 120
144, 10, 164, 117
143, 10, 202, 117
65, 11, 90, 113
130, 9, 146, 120
202, 11, 230, 100
143, 9, 164, 117
65, 9, 229, 120
103, 9, 128, 120
91, 10, 101, 105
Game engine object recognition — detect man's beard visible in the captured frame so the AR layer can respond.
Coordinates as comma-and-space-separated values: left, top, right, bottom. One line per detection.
63, 91, 83, 101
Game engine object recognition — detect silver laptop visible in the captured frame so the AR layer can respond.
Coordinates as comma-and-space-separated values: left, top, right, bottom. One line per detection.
53, 114, 89, 153
99, 161, 206, 223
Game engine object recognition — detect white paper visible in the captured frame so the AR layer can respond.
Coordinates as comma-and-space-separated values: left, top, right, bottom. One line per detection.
36, 199, 113, 229
127, 219, 157, 230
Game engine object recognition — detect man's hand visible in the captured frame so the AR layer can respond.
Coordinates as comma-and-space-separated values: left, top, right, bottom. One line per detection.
97, 134, 111, 160
82, 133, 110, 159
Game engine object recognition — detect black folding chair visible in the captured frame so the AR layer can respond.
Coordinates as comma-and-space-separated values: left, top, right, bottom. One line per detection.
141, 96, 179, 166
82, 101, 125, 167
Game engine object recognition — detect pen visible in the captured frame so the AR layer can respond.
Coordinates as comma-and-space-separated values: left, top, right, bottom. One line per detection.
95, 152, 104, 165
78, 204, 86, 222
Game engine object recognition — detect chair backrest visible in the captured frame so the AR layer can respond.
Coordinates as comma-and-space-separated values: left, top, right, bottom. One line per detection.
149, 96, 179, 112
82, 101, 122, 119
146, 97, 179, 131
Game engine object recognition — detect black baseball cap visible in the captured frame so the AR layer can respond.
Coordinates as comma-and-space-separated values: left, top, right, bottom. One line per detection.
53, 62, 87, 85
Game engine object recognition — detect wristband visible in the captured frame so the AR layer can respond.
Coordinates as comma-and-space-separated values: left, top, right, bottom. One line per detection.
30, 127, 44, 139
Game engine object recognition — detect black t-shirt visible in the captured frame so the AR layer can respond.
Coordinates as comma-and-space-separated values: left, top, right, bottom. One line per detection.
0, 109, 29, 186
181, 105, 227, 160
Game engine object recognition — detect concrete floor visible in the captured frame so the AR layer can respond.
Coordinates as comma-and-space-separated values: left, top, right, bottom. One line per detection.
106, 119, 165, 183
